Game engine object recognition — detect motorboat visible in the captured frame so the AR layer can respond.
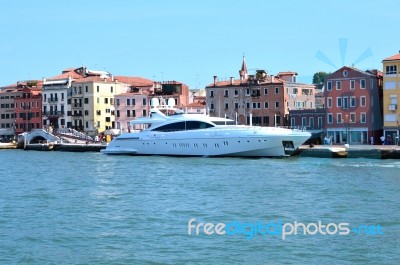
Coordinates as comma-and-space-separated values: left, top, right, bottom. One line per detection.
101, 99, 311, 157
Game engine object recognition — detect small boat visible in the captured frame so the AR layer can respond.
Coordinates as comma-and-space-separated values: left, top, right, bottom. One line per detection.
102, 98, 311, 157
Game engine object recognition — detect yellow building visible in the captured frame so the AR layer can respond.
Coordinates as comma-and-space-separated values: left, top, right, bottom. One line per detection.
382, 51, 400, 143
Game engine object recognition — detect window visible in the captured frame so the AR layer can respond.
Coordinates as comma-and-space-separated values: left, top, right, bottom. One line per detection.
327, 97, 332, 108
291, 117, 295, 127
337, 113, 342, 123
85, 86, 88, 93
360, 79, 366, 89
132, 110, 136, 117
318, 117, 322, 128
263, 116, 269, 125
143, 110, 147, 116
210, 103, 214, 110
152, 121, 214, 132
245, 89, 250, 96
343, 70, 348, 77
350, 113, 356, 123
264, 88, 268, 95
370, 79, 374, 90
116, 110, 120, 117
309, 117, 314, 128
275, 101, 279, 108
327, 81, 332, 91
111, 86, 113, 93
116, 99, 120, 106
327, 113, 333, 124
143, 98, 147, 106
348, 96, 356, 108
264, 102, 269, 109
337, 97, 342, 107
234, 102, 239, 109
246, 102, 250, 108
386, 65, 397, 74
224, 89, 229, 97
127, 99, 130, 106
293, 88, 298, 94
350, 80, 355, 90
97, 98, 99, 104
336, 81, 341, 90
360, 112, 366, 123
343, 97, 348, 109
252, 102, 261, 109
234, 90, 238, 96
126, 110, 130, 117
275, 87, 279, 94
210, 90, 214, 97
104, 98, 108, 104
360, 96, 366, 107
302, 117, 307, 127
96, 86, 99, 92
225, 102, 229, 109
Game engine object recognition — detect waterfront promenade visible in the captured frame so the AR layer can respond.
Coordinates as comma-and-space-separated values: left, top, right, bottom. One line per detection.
296, 144, 400, 159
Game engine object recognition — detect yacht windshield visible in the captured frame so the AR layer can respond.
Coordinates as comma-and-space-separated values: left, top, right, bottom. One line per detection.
151, 121, 214, 132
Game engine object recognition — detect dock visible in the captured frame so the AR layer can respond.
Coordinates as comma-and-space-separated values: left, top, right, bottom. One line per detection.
23, 142, 107, 152
294, 144, 400, 159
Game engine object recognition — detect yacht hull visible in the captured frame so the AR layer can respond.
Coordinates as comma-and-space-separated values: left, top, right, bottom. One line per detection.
101, 127, 310, 157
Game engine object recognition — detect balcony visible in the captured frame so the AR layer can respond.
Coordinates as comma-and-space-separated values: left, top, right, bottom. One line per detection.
43, 111, 65, 117
389, 104, 397, 111
72, 103, 83, 108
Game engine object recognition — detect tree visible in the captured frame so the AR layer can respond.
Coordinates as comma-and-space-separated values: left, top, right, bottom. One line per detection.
312, 72, 329, 84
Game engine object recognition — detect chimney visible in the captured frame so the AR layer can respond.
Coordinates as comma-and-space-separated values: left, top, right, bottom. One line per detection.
230, 77, 234, 85
271, 75, 275, 83
213, 75, 217, 87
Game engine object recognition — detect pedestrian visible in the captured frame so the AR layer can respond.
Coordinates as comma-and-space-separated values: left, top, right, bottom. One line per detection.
370, 136, 374, 145
380, 135, 385, 145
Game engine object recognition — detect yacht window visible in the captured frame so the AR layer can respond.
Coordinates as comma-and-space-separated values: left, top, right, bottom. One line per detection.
152, 121, 214, 132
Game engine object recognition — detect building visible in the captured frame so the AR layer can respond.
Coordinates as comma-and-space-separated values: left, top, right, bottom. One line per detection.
14, 86, 42, 135
289, 108, 326, 144
382, 51, 400, 143
205, 57, 315, 126
324, 66, 383, 144
71, 72, 127, 136
113, 77, 154, 132
42, 68, 83, 130
149, 81, 190, 108
0, 84, 22, 139
185, 96, 206, 114
0, 81, 42, 139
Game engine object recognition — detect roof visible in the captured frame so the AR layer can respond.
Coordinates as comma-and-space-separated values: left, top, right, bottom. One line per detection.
206, 76, 283, 87
186, 101, 206, 107
114, 76, 154, 87
278, 71, 298, 76
383, 53, 400, 61
47, 68, 84, 80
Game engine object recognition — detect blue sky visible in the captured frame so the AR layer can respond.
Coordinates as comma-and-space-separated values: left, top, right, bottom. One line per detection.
0, 0, 399, 89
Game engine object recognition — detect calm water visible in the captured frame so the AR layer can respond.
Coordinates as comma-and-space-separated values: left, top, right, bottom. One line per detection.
0, 150, 399, 265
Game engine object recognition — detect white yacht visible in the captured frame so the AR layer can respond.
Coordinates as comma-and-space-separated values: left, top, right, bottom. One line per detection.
102, 99, 310, 157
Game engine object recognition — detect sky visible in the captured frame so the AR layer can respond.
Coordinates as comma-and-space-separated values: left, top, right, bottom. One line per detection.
0, 0, 399, 89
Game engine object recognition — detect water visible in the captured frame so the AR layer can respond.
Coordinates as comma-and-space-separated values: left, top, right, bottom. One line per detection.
0, 150, 399, 265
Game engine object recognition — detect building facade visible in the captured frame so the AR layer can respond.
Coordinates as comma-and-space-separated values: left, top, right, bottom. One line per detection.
382, 52, 400, 143
42, 67, 85, 130
205, 58, 315, 126
14, 86, 42, 135
324, 66, 383, 144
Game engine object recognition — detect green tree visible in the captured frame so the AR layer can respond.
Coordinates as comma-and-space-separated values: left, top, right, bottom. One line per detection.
312, 72, 329, 84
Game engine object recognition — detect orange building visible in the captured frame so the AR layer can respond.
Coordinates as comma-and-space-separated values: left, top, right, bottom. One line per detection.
14, 85, 43, 134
